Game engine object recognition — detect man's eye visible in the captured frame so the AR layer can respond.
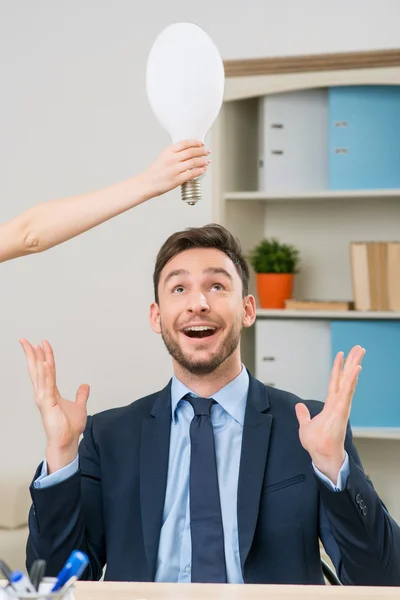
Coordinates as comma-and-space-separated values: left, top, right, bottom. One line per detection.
173, 286, 185, 294
211, 284, 224, 291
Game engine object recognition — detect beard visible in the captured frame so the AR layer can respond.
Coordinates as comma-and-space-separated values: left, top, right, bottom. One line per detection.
160, 320, 242, 376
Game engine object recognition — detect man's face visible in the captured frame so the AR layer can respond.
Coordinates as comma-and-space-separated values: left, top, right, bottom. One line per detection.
150, 248, 255, 376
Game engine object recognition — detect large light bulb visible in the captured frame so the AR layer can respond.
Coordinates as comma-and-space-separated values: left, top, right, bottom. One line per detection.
146, 22, 225, 205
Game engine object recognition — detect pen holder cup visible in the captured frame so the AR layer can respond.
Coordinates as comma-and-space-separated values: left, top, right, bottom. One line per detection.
1, 579, 74, 600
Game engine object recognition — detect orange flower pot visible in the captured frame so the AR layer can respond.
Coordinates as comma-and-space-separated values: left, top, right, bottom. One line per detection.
256, 273, 294, 309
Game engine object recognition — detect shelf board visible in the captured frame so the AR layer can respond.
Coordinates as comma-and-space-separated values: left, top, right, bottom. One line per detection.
225, 189, 400, 202
351, 427, 400, 440
256, 309, 400, 320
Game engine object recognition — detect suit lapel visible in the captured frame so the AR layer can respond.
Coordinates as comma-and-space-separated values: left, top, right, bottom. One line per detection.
140, 382, 172, 579
237, 373, 273, 571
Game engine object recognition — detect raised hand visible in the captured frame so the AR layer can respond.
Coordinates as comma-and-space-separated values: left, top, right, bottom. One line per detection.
295, 345, 365, 484
20, 339, 89, 474
141, 139, 211, 198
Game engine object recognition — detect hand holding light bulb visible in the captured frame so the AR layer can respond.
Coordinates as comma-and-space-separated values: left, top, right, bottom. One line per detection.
146, 22, 225, 205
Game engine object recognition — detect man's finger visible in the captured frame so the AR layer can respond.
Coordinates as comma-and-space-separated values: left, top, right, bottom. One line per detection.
295, 403, 311, 428
342, 347, 365, 387
331, 362, 362, 421
19, 339, 38, 391
32, 345, 46, 405
42, 340, 63, 398
343, 364, 362, 395
76, 384, 90, 407
43, 362, 58, 408
42, 340, 57, 376
326, 351, 343, 400
342, 345, 365, 381
342, 347, 355, 380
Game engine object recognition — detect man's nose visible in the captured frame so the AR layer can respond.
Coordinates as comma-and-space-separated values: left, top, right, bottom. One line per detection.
187, 292, 210, 314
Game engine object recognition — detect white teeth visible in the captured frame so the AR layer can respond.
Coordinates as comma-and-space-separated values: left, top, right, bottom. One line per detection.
184, 326, 216, 332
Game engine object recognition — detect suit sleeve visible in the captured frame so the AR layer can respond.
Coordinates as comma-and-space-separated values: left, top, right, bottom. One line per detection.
318, 424, 400, 586
26, 416, 105, 580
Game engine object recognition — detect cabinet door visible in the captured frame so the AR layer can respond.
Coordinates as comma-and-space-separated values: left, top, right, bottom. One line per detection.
329, 85, 400, 189
255, 319, 331, 401
331, 320, 400, 427
258, 89, 328, 192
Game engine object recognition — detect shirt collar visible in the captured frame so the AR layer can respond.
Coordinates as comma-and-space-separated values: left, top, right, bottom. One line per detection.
171, 366, 249, 426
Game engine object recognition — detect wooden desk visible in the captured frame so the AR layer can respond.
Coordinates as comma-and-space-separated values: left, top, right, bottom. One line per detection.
74, 581, 400, 600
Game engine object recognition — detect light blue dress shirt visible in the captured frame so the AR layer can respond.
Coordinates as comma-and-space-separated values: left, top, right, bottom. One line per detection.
34, 368, 349, 583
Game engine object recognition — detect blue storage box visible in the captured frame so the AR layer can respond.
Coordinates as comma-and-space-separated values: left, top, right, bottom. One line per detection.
329, 85, 400, 190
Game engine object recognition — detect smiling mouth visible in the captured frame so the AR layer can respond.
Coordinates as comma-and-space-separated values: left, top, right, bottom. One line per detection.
182, 326, 218, 339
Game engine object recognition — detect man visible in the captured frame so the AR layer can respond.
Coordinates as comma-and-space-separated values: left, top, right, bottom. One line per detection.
22, 224, 400, 586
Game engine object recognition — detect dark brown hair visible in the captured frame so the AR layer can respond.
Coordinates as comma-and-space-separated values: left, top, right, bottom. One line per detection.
153, 223, 250, 303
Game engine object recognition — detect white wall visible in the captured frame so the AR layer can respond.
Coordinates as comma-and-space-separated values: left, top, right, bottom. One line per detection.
1, 0, 399, 474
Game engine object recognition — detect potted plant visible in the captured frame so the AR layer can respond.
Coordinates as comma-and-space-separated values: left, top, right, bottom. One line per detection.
248, 238, 299, 309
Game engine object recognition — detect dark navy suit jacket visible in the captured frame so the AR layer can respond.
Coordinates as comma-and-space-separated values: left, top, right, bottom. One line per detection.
27, 373, 400, 585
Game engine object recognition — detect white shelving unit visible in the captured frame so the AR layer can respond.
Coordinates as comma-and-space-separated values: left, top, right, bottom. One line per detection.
211, 53, 400, 464
352, 428, 400, 440
210, 49, 400, 524
212, 59, 400, 372
225, 189, 400, 202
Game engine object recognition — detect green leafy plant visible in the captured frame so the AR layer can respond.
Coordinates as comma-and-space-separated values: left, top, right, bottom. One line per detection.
248, 238, 299, 274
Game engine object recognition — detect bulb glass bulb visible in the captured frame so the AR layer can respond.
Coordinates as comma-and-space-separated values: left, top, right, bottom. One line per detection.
146, 22, 225, 204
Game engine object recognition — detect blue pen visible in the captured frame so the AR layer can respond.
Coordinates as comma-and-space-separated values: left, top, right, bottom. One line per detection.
51, 550, 89, 592
10, 571, 36, 594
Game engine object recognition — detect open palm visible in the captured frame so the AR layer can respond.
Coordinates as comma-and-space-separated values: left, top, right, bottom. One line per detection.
295, 345, 365, 482
20, 339, 89, 451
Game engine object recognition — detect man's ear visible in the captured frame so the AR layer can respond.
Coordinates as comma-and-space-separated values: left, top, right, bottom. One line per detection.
242, 295, 256, 328
149, 302, 162, 334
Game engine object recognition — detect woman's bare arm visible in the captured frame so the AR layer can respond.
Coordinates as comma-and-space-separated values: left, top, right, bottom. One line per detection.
0, 140, 209, 263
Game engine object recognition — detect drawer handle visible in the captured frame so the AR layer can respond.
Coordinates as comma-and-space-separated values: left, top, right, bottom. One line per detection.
334, 147, 348, 154
271, 150, 284, 155
333, 121, 348, 127
264, 382, 276, 387
271, 123, 284, 129
262, 356, 276, 361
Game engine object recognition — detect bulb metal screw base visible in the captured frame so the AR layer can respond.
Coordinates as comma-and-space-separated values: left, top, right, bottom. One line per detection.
181, 178, 201, 205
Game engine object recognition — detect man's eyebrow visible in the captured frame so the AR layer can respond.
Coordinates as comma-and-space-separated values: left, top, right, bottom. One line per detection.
203, 267, 233, 280
163, 269, 189, 287
163, 267, 233, 287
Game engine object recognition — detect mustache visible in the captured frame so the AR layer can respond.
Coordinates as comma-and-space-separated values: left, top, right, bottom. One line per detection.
175, 317, 224, 330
